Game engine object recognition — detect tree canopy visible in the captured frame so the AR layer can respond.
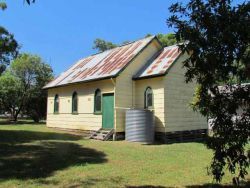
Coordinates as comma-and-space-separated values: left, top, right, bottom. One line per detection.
145, 33, 177, 47
25, 0, 35, 4
93, 38, 118, 52
0, 54, 53, 122
168, 0, 250, 185
0, 2, 7, 10
0, 71, 22, 119
157, 33, 177, 47
0, 26, 19, 74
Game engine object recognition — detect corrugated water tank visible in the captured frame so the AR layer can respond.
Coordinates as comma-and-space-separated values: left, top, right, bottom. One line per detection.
125, 109, 155, 143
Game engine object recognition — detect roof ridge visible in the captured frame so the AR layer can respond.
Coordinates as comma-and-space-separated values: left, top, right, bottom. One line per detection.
89, 35, 155, 57
116, 35, 155, 48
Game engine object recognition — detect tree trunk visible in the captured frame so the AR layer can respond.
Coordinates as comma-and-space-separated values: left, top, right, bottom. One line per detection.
13, 112, 18, 122
32, 114, 40, 123
10, 108, 16, 122
12, 108, 21, 122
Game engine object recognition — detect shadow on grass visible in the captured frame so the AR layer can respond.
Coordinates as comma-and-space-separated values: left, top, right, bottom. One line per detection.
0, 130, 82, 143
57, 177, 125, 188
0, 130, 107, 180
125, 181, 250, 188
185, 181, 250, 187
126, 186, 167, 188
142, 139, 206, 146
0, 119, 45, 125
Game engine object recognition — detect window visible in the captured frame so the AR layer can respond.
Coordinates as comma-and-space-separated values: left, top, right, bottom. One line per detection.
54, 94, 59, 113
145, 87, 153, 109
94, 89, 101, 113
72, 91, 78, 114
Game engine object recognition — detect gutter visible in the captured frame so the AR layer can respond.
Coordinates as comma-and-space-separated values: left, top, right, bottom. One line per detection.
42, 76, 115, 90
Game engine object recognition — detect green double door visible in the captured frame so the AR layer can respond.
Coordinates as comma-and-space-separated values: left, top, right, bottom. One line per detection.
102, 93, 114, 129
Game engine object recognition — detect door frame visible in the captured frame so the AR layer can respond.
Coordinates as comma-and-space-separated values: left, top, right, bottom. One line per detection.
102, 93, 114, 129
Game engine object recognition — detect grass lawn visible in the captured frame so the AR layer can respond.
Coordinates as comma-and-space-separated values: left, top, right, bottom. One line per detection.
0, 122, 249, 188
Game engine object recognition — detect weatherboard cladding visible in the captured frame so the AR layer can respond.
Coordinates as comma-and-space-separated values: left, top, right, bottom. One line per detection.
134, 45, 181, 79
44, 36, 155, 89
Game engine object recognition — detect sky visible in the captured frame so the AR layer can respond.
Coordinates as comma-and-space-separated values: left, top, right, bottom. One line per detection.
0, 0, 244, 76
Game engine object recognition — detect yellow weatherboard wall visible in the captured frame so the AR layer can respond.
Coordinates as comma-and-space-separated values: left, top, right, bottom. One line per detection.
46, 79, 115, 130
114, 39, 162, 132
164, 54, 207, 132
134, 77, 165, 132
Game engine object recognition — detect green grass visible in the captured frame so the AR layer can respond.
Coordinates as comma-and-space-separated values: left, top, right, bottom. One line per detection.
0, 122, 249, 188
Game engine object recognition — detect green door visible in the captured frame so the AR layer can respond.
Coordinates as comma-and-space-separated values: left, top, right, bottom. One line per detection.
102, 93, 114, 129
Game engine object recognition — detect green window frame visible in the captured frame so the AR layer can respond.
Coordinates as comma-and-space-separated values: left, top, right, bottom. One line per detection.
94, 89, 102, 114
144, 87, 153, 109
54, 94, 59, 113
72, 91, 78, 114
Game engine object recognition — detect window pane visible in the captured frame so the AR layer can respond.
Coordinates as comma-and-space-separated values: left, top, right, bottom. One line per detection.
95, 95, 101, 112
145, 88, 153, 109
94, 89, 102, 113
72, 93, 78, 113
75, 98, 78, 112
147, 93, 152, 107
54, 95, 59, 113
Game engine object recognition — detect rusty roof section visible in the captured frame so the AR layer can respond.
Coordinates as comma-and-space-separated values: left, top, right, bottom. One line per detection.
44, 36, 155, 89
133, 45, 181, 79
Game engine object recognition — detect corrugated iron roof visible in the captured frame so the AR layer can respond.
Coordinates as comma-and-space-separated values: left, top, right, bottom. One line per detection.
133, 45, 181, 79
44, 36, 155, 89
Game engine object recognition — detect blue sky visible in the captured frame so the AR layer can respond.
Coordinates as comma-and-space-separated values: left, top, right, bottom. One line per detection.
0, 0, 244, 75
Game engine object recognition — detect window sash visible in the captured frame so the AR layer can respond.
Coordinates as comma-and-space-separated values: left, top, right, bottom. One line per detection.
94, 90, 102, 113
147, 93, 153, 107
72, 93, 78, 113
95, 95, 101, 112
54, 96, 59, 113
145, 88, 153, 109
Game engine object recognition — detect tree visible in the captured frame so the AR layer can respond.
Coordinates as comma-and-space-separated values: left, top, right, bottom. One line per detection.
145, 33, 177, 46
168, 0, 250, 185
0, 54, 53, 122
0, 2, 7, 10
0, 3, 19, 75
93, 38, 117, 52
24, 61, 54, 122
157, 33, 177, 46
25, 0, 35, 4
0, 71, 22, 120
